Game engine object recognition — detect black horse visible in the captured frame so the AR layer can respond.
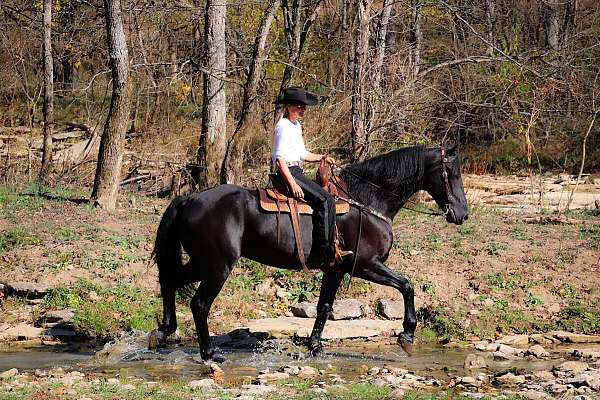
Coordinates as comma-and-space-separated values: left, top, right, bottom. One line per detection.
149, 144, 468, 360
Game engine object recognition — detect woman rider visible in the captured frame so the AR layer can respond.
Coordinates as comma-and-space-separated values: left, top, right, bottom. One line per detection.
272, 86, 352, 267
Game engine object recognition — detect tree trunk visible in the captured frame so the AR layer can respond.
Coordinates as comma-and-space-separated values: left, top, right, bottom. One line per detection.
372, 0, 392, 92
545, 1, 561, 50
195, 0, 227, 189
91, 0, 131, 210
562, 0, 577, 45
221, 0, 281, 184
408, 0, 422, 76
485, 0, 497, 56
39, 0, 54, 182
351, 0, 372, 161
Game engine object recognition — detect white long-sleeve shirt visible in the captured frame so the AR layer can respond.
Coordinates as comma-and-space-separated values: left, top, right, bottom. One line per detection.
272, 118, 308, 165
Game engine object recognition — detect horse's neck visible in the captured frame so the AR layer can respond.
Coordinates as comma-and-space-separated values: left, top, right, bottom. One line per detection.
347, 176, 422, 220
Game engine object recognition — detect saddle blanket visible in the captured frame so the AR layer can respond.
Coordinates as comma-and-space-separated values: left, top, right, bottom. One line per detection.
258, 189, 349, 215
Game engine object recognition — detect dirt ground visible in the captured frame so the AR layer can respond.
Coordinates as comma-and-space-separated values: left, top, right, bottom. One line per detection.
0, 174, 599, 342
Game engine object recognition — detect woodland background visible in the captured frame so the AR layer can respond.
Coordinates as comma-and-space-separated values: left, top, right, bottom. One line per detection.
0, 0, 599, 207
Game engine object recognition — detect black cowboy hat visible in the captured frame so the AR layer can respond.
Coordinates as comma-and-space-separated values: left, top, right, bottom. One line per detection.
274, 86, 319, 106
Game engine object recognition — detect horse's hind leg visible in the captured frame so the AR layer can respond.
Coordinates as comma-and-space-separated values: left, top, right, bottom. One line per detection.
308, 270, 345, 356
355, 261, 416, 349
190, 263, 232, 361
149, 262, 202, 349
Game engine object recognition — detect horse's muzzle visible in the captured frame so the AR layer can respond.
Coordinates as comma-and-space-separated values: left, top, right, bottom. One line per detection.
445, 205, 468, 225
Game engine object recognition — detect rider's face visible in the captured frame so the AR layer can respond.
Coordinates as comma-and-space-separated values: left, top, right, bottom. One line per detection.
287, 103, 306, 121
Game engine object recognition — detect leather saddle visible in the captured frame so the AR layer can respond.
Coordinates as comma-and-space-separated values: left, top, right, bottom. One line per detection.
257, 159, 351, 273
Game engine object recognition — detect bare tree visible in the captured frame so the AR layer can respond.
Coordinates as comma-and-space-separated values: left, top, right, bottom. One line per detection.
90, 0, 131, 209
545, 0, 561, 50
221, 0, 281, 184
485, 0, 497, 56
195, 0, 227, 189
408, 0, 422, 76
39, 0, 53, 182
562, 0, 577, 45
351, 0, 372, 161
372, 0, 393, 92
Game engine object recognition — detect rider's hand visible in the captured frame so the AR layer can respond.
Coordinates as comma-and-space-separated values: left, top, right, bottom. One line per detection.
323, 155, 336, 165
290, 181, 304, 199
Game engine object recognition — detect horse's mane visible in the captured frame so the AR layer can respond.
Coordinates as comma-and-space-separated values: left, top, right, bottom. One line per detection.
341, 146, 424, 212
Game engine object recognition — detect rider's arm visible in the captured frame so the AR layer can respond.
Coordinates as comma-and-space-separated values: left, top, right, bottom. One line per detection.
276, 157, 304, 199
304, 152, 336, 165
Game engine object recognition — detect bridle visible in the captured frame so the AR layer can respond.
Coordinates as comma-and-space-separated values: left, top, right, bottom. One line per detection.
331, 146, 457, 219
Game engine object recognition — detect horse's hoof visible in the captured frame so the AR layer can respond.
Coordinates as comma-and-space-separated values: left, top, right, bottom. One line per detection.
309, 344, 325, 357
397, 332, 414, 354
148, 330, 166, 350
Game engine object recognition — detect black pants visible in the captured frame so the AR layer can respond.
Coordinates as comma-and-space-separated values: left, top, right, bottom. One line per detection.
280, 166, 335, 258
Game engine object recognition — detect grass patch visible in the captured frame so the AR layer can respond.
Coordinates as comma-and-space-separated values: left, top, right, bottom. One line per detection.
324, 383, 392, 400
0, 227, 41, 253
556, 301, 600, 333
42, 280, 161, 338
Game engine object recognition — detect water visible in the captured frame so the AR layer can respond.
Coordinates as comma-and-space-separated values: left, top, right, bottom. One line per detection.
0, 333, 563, 384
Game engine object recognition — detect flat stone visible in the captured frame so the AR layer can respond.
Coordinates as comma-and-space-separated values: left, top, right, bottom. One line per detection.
464, 354, 487, 369
0, 369, 18, 379
290, 302, 317, 318
495, 373, 526, 385
297, 366, 318, 378
497, 344, 524, 356
532, 370, 555, 381
549, 331, 600, 344
43, 309, 75, 323
0, 324, 43, 341
496, 334, 529, 347
255, 371, 290, 383
474, 341, 498, 352
330, 299, 371, 320
527, 344, 550, 358
554, 361, 589, 374
377, 299, 404, 320
240, 384, 275, 396
244, 317, 402, 340
529, 334, 557, 346
2, 282, 50, 298
569, 373, 600, 390
573, 349, 600, 359
519, 389, 551, 399
189, 379, 216, 389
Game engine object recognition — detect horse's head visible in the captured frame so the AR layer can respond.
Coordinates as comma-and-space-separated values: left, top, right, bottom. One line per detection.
423, 144, 468, 225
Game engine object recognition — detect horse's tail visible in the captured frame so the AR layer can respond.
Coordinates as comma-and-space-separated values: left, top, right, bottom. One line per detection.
152, 196, 187, 292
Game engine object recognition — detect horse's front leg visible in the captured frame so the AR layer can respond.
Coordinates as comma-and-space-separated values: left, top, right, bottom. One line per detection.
308, 270, 345, 356
354, 261, 416, 350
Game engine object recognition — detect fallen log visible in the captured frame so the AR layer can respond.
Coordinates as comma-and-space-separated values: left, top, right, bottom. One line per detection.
523, 215, 600, 226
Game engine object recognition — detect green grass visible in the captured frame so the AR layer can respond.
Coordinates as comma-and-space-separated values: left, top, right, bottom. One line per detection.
0, 227, 41, 253
42, 280, 161, 338
322, 383, 393, 400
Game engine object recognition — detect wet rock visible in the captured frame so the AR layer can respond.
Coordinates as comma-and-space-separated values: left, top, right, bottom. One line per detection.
209, 363, 224, 384
533, 370, 555, 381
496, 334, 529, 347
527, 344, 550, 358
464, 354, 487, 369
569, 373, 600, 390
2, 282, 50, 298
330, 299, 370, 320
554, 361, 589, 374
244, 317, 401, 340
377, 299, 404, 320
0, 368, 18, 379
549, 331, 600, 344
495, 373, 526, 386
255, 370, 290, 383
519, 389, 551, 399
530, 333, 559, 346
573, 349, 600, 360
189, 378, 216, 389
456, 376, 478, 386
0, 323, 43, 341
240, 384, 275, 396
43, 309, 75, 324
290, 302, 317, 318
297, 366, 318, 378
474, 341, 498, 352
